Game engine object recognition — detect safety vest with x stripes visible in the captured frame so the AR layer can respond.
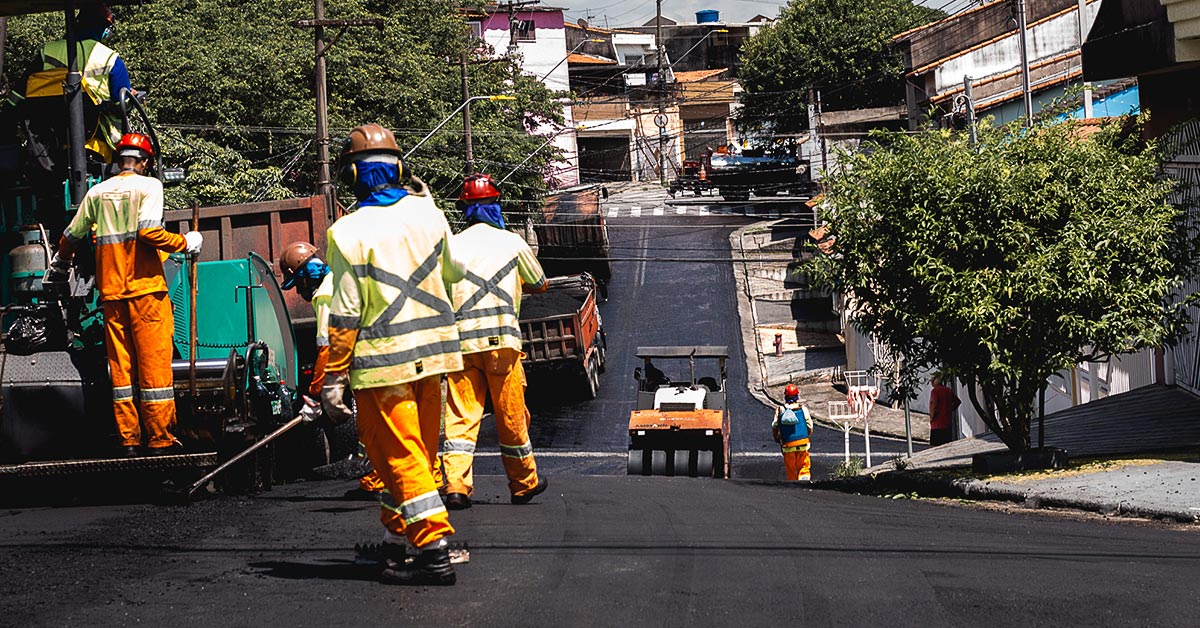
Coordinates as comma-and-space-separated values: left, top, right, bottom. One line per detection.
449, 224, 547, 355
325, 193, 466, 389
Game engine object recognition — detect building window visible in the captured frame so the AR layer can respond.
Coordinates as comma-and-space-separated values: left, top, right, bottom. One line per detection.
468, 21, 482, 41
515, 19, 536, 42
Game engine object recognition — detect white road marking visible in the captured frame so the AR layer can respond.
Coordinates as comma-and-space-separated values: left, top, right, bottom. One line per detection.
698, 206, 710, 216
630, 206, 642, 217
675, 206, 687, 215
607, 206, 619, 217
653, 207, 664, 216
469, 451, 903, 459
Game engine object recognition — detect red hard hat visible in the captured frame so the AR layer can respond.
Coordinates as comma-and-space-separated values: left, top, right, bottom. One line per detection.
460, 173, 500, 202
116, 133, 154, 159
784, 384, 800, 400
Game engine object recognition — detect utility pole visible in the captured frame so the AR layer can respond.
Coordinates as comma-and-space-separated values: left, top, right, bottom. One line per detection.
1014, 0, 1033, 126
1077, 0, 1093, 118
963, 75, 977, 145
656, 0, 667, 186
461, 52, 474, 174
292, 8, 383, 218
816, 89, 827, 177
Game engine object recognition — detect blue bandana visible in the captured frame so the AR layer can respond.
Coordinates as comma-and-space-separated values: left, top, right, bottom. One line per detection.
282, 258, 329, 290
463, 202, 505, 229
354, 161, 409, 207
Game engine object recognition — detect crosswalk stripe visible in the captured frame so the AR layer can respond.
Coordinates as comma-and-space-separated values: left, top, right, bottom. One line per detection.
698, 207, 710, 215
675, 206, 687, 215
630, 206, 641, 217
607, 206, 619, 217
653, 207, 664, 216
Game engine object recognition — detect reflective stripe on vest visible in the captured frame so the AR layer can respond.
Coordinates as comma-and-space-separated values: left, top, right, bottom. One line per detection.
41, 39, 117, 104
454, 256, 523, 354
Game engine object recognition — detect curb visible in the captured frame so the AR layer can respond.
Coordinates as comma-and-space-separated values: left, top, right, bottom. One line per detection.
815, 471, 1200, 524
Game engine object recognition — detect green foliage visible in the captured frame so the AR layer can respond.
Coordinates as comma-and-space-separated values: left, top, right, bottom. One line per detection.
832, 456, 866, 478
4, 1, 564, 211
736, 0, 942, 135
811, 116, 1200, 451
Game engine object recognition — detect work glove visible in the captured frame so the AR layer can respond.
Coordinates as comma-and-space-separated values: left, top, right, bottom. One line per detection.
298, 395, 323, 423
321, 372, 353, 425
42, 254, 70, 285
184, 231, 203, 256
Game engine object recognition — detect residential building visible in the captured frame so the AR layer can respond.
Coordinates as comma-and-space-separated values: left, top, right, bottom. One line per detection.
469, 4, 580, 188
892, 0, 1137, 129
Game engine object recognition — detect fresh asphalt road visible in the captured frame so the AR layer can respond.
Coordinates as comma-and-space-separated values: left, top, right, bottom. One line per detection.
474, 185, 916, 480
2, 475, 1197, 626
5, 187, 1193, 626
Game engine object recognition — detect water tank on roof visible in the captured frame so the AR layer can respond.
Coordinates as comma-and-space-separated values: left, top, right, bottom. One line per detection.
696, 10, 719, 23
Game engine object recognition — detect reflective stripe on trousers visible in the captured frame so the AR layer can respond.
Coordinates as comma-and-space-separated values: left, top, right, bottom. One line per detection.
443, 348, 538, 497
103, 292, 177, 448
355, 375, 454, 547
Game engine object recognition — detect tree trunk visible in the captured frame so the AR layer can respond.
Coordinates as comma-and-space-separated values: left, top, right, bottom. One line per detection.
964, 376, 1031, 452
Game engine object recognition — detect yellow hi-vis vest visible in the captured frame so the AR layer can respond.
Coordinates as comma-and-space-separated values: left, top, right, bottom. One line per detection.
450, 223, 547, 355
312, 273, 333, 349
32, 39, 122, 159
326, 192, 465, 389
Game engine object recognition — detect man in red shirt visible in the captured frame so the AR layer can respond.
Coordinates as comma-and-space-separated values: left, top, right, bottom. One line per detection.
928, 373, 960, 446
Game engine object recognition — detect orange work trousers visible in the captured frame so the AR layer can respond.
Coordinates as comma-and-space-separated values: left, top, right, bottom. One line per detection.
355, 375, 454, 549
443, 348, 538, 498
782, 439, 811, 481
103, 292, 178, 449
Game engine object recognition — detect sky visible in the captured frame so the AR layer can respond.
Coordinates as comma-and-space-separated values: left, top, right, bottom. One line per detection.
556, 0, 959, 30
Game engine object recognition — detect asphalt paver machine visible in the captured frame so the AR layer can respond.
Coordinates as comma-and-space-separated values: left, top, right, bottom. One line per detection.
627, 346, 731, 478
0, 1, 316, 494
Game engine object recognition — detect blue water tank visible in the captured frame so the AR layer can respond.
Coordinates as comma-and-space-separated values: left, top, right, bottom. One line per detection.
696, 10, 719, 23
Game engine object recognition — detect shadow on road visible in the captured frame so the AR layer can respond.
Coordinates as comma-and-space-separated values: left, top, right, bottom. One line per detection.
249, 559, 379, 582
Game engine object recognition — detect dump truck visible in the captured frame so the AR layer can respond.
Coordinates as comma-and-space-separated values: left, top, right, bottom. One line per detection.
535, 184, 612, 300
626, 346, 730, 478
518, 273, 606, 399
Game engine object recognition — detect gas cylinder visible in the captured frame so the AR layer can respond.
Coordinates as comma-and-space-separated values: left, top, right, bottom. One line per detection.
8, 225, 50, 296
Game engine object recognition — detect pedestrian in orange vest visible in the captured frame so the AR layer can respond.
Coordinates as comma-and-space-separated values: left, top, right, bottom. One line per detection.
772, 384, 813, 481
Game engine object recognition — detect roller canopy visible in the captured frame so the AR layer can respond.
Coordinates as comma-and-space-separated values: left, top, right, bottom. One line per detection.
636, 346, 729, 359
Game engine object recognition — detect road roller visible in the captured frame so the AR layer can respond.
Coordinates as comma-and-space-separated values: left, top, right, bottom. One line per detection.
626, 346, 731, 479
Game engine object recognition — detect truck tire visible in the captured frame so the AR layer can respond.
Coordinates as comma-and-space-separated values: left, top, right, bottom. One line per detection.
582, 354, 600, 400
596, 332, 607, 373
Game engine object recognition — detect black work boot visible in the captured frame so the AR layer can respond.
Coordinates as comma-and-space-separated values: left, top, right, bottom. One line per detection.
119, 446, 141, 458
444, 493, 471, 510
379, 546, 456, 586
511, 476, 548, 505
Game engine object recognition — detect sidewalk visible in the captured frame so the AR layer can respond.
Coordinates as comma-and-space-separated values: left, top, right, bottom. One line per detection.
730, 221, 929, 443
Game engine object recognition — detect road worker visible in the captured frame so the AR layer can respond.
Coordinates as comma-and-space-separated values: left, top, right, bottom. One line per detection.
772, 384, 813, 481
33, 3, 133, 162
43, 132, 202, 457
441, 173, 548, 510
278, 241, 384, 499
321, 123, 464, 586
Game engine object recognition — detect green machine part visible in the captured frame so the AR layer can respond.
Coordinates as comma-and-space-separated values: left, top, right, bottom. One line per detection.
165, 252, 299, 392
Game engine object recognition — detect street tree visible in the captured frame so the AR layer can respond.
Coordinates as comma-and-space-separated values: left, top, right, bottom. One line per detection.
737, 0, 942, 135
2, 0, 563, 210
811, 116, 1200, 451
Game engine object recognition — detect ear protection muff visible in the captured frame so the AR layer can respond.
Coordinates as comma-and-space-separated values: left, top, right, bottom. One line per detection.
339, 161, 357, 187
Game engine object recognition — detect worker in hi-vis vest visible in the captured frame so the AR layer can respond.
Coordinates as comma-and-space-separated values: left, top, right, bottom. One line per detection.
278, 241, 386, 499
440, 173, 548, 511
322, 124, 464, 587
44, 133, 202, 457
34, 3, 132, 161
772, 384, 813, 481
